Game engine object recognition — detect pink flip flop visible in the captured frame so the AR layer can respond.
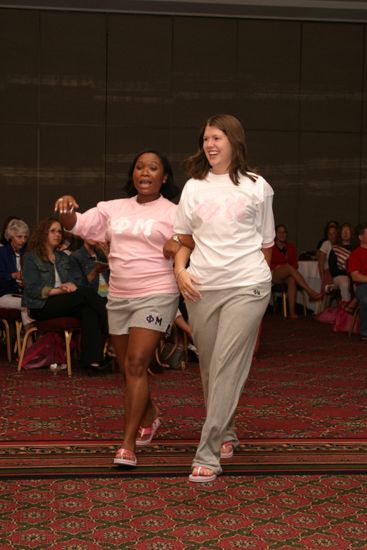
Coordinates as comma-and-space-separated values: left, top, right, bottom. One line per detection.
136, 417, 161, 447
220, 441, 234, 459
189, 466, 217, 483
113, 447, 137, 466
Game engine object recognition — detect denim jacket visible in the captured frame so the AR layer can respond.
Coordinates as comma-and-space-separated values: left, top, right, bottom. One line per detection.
71, 245, 110, 293
22, 250, 84, 309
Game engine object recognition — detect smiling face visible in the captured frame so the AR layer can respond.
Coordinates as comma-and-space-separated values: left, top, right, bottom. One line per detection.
47, 221, 63, 250
133, 152, 166, 204
203, 125, 233, 174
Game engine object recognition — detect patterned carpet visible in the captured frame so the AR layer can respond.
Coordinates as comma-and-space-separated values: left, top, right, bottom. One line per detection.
2, 474, 367, 548
1, 314, 367, 476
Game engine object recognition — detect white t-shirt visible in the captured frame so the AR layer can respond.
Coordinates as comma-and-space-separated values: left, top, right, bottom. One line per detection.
320, 239, 333, 269
174, 171, 275, 290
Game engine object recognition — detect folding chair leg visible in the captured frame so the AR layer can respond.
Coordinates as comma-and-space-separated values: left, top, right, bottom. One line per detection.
18, 327, 38, 371
64, 329, 73, 377
15, 320, 23, 361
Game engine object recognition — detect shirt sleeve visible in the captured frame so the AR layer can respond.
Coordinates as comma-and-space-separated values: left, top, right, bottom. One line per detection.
348, 250, 360, 273
173, 181, 194, 234
255, 178, 275, 248
320, 240, 331, 255
71, 202, 109, 242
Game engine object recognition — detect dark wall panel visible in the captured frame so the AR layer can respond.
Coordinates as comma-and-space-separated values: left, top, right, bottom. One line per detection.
299, 132, 361, 250
107, 14, 172, 128
0, 125, 38, 228
360, 135, 367, 223
40, 12, 106, 124
249, 130, 300, 242
172, 17, 237, 128
39, 125, 105, 216
0, 8, 366, 252
0, 10, 39, 124
237, 20, 300, 131
300, 23, 364, 132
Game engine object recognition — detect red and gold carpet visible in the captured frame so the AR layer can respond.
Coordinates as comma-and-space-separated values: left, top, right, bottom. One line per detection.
1, 315, 367, 477
2, 474, 367, 548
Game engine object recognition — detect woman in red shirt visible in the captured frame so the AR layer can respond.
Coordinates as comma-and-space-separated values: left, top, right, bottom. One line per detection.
271, 224, 322, 319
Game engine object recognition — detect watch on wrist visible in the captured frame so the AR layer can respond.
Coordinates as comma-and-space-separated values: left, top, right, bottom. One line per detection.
172, 234, 182, 245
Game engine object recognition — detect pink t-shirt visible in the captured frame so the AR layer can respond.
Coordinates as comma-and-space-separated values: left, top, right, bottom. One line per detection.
72, 196, 178, 298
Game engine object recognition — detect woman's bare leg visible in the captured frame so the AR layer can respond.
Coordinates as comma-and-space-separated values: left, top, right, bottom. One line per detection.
117, 327, 162, 452
273, 265, 322, 300
286, 276, 298, 318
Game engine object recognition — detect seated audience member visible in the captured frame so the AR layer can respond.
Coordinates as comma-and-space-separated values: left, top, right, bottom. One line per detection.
22, 217, 110, 372
71, 239, 110, 299
316, 220, 339, 250
58, 231, 82, 255
0, 216, 21, 246
328, 222, 354, 303
317, 222, 338, 292
0, 218, 33, 327
348, 223, 367, 341
271, 224, 322, 319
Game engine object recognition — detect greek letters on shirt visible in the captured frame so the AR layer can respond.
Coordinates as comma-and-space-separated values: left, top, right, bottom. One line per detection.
194, 197, 250, 224
110, 217, 155, 237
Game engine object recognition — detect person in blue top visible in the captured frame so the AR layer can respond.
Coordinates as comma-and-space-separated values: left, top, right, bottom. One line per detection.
0, 218, 33, 327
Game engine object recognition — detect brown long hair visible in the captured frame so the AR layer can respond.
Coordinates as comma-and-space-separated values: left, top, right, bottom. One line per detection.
28, 217, 64, 261
184, 114, 257, 185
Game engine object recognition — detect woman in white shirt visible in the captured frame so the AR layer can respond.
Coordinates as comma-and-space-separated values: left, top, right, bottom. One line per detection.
168, 114, 275, 482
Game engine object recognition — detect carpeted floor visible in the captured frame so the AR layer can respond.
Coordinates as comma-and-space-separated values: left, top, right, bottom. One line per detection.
1, 314, 367, 476
1, 314, 367, 548
2, 473, 367, 548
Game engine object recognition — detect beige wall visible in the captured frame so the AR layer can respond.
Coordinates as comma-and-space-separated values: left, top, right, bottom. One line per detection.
0, 9, 366, 251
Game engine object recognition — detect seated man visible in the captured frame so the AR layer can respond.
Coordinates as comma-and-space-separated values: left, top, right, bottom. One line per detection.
348, 223, 367, 341
271, 224, 322, 319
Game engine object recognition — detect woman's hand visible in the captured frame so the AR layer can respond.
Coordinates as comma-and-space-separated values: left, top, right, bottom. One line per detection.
54, 195, 79, 214
176, 269, 201, 302
54, 195, 79, 230
59, 282, 77, 293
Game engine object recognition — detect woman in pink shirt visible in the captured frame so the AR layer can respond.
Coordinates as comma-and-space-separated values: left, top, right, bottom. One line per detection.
55, 150, 179, 467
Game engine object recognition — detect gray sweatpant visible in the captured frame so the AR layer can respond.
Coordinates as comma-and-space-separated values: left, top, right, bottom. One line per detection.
186, 282, 271, 474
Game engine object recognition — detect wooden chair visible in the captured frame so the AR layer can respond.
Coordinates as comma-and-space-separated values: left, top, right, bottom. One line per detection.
17, 317, 80, 377
271, 284, 307, 318
0, 308, 22, 363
